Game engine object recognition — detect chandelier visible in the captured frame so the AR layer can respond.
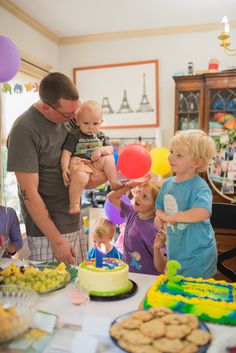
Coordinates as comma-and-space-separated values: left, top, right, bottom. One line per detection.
218, 16, 236, 56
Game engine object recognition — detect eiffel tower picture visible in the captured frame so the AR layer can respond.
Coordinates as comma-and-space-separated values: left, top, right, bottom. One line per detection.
117, 89, 133, 114
136, 73, 154, 112
101, 97, 114, 114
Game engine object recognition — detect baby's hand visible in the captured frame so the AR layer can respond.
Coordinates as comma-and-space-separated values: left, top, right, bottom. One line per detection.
91, 149, 102, 161
62, 168, 71, 187
154, 229, 166, 250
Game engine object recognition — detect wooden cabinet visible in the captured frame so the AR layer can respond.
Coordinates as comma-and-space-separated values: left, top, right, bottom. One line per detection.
173, 70, 236, 203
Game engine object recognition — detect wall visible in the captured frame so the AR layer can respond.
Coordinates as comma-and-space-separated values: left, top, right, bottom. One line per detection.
0, 7, 58, 71
0, 6, 235, 147
58, 29, 236, 147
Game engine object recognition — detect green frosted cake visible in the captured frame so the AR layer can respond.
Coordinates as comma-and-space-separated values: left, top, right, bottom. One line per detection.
78, 258, 132, 296
142, 273, 236, 325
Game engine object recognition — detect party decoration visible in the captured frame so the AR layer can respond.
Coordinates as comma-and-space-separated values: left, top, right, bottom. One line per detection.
0, 36, 20, 83
118, 144, 151, 179
150, 147, 171, 176
104, 195, 131, 225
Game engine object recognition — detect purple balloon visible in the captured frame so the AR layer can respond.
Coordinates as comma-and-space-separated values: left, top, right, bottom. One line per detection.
104, 195, 131, 225
0, 36, 20, 83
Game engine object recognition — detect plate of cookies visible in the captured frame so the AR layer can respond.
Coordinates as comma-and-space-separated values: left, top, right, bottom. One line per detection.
109, 307, 212, 353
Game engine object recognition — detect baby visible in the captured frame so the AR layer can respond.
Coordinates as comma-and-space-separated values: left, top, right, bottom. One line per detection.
88, 218, 122, 260
61, 100, 122, 214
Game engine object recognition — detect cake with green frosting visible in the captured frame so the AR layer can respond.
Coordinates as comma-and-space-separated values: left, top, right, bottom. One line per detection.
78, 258, 131, 296
142, 272, 236, 325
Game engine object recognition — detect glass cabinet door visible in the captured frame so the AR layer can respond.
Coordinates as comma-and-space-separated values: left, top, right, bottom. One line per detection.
177, 91, 200, 130
208, 88, 236, 134
208, 87, 236, 201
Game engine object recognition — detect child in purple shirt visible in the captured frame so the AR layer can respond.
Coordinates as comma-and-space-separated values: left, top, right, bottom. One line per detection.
108, 176, 166, 275
0, 206, 23, 257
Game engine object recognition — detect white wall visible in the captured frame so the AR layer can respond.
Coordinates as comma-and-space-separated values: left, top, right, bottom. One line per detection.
1, 6, 235, 147
0, 7, 58, 71
58, 29, 236, 147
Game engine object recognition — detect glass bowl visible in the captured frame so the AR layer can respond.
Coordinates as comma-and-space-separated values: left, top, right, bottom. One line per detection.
0, 285, 39, 344
0, 235, 9, 257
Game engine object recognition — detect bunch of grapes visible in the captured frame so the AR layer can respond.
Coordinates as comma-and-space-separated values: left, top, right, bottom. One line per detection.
0, 263, 70, 293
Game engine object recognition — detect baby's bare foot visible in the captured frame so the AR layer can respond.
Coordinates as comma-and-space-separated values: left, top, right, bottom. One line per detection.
69, 204, 80, 214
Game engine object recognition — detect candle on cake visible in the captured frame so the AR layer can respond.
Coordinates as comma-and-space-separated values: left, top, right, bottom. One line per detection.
95, 243, 106, 268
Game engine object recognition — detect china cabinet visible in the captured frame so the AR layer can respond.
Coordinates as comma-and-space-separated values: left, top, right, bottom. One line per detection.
173, 70, 236, 204
173, 71, 236, 281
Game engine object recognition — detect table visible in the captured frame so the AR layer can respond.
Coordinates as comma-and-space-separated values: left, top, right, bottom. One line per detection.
38, 273, 236, 353
1, 258, 235, 352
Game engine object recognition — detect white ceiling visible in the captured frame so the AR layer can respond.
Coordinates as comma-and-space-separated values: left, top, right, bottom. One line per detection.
9, 0, 236, 37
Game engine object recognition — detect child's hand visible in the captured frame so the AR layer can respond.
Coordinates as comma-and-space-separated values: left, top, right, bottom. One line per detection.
62, 168, 71, 187
91, 149, 102, 161
126, 173, 152, 188
155, 210, 166, 228
154, 229, 166, 250
6, 243, 17, 256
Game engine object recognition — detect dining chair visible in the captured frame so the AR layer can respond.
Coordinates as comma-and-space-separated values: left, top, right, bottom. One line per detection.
211, 203, 236, 282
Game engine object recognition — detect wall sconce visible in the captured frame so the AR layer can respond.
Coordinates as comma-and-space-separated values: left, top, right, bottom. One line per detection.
218, 16, 236, 56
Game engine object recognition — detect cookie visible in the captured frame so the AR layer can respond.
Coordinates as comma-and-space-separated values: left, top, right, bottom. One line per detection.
181, 340, 199, 353
132, 310, 153, 322
148, 307, 173, 317
118, 338, 134, 353
129, 344, 161, 353
161, 313, 188, 325
181, 314, 199, 329
165, 324, 191, 339
186, 328, 212, 345
153, 337, 184, 352
124, 330, 153, 345
140, 318, 166, 338
110, 322, 129, 340
120, 317, 143, 329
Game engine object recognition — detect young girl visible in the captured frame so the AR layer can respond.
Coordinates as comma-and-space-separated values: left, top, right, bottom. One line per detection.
155, 129, 217, 278
88, 218, 122, 260
108, 177, 165, 275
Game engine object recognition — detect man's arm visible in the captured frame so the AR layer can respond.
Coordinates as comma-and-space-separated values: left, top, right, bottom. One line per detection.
15, 171, 76, 264
61, 149, 72, 187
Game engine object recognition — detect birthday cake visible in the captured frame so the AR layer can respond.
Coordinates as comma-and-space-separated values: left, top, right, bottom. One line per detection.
142, 267, 236, 325
78, 258, 131, 296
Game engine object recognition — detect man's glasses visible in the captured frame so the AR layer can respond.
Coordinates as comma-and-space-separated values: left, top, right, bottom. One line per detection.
46, 102, 78, 119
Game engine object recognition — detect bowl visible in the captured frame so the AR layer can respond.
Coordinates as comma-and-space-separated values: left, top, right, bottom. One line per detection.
0, 235, 9, 257
0, 285, 39, 344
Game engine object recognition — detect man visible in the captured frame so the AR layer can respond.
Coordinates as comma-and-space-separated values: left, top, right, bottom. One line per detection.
7, 72, 87, 264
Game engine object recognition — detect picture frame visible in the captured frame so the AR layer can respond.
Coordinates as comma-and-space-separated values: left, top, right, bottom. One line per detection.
73, 60, 159, 129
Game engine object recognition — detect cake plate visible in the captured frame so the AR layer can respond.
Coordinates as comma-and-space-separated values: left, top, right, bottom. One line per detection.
89, 280, 138, 301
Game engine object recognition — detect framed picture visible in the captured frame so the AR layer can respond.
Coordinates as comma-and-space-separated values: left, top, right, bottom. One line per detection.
73, 60, 159, 129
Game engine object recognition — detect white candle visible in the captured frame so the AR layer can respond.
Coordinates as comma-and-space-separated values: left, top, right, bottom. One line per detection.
222, 16, 230, 33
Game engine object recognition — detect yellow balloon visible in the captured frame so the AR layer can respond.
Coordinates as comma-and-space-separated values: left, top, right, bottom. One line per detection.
150, 147, 171, 176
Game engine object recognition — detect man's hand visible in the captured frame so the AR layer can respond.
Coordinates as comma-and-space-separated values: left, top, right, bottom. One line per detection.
62, 168, 71, 187
51, 238, 76, 265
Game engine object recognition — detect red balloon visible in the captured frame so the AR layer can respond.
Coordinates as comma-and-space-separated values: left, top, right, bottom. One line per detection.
118, 144, 151, 179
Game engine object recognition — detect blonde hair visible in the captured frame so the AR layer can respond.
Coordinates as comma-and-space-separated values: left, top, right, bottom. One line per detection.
141, 181, 160, 202
94, 218, 116, 240
77, 100, 102, 122
171, 129, 216, 172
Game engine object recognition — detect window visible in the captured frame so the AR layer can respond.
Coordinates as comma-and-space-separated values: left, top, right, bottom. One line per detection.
0, 71, 40, 227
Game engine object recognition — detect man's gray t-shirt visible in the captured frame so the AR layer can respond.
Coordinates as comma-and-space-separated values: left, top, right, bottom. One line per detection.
7, 106, 81, 237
